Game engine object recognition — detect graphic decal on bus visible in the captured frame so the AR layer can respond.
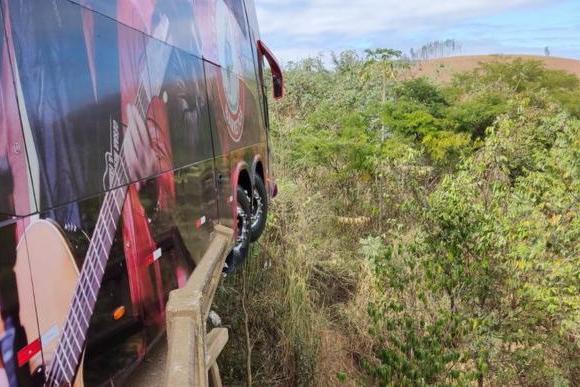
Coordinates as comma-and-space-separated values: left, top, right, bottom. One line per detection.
0, 0, 277, 385
216, 0, 245, 142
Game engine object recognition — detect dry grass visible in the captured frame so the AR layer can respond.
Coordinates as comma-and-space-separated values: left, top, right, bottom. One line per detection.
213, 170, 380, 386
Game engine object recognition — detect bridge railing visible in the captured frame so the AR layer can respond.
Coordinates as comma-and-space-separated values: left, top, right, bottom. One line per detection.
165, 225, 234, 387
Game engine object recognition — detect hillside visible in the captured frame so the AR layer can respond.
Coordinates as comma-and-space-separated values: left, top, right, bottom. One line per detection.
408, 54, 580, 82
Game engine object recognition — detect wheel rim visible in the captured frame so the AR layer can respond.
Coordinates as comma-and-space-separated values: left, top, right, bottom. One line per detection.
234, 204, 250, 252
250, 188, 264, 229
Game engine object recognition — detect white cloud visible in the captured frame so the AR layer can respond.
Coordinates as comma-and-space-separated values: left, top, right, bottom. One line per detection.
253, 0, 576, 62
256, 0, 544, 37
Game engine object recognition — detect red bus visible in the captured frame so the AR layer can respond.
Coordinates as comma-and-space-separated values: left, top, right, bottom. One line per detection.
0, 0, 282, 385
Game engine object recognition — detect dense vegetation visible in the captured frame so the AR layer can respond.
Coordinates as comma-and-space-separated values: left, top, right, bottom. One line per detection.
216, 53, 579, 386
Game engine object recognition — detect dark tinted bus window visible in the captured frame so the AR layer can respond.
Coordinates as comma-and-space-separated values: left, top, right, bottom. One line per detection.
143, 36, 213, 171
196, 0, 255, 80
74, 0, 203, 57
8, 0, 125, 220
7, 0, 176, 222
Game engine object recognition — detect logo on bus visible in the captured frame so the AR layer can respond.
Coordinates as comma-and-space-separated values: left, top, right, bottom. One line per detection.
216, 0, 244, 143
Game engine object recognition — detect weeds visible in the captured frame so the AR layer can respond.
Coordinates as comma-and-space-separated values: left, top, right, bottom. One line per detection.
215, 55, 579, 386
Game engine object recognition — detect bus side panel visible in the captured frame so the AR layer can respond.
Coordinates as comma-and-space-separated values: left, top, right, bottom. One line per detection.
204, 60, 267, 225
204, 61, 265, 154
199, 0, 269, 158
243, 0, 274, 191
80, 162, 217, 386
0, 218, 42, 387
1, 6, 43, 384
26, 192, 142, 387
0, 1, 35, 217
2, 0, 221, 384
18, 161, 215, 386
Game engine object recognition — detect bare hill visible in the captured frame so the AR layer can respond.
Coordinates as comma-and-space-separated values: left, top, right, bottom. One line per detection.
408, 55, 580, 82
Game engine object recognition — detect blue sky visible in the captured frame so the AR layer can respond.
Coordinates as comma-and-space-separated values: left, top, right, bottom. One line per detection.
254, 0, 580, 63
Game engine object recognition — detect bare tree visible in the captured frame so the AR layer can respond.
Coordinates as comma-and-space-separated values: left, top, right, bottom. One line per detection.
411, 39, 463, 61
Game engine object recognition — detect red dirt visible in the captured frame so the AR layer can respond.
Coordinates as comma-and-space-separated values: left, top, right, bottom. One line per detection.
407, 55, 580, 82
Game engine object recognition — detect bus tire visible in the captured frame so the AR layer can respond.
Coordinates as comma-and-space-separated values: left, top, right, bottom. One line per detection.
225, 186, 252, 273
250, 175, 268, 242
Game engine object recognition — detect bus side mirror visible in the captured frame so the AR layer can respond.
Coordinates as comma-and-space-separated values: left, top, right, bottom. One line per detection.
257, 40, 284, 100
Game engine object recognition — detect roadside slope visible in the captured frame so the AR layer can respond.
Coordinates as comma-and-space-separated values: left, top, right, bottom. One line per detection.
408, 54, 580, 82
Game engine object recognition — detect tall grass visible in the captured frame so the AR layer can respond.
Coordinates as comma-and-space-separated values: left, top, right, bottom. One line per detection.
214, 57, 580, 386
215, 162, 381, 385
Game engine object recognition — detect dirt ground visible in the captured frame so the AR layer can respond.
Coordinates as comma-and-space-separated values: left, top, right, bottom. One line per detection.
126, 339, 167, 387
406, 55, 580, 82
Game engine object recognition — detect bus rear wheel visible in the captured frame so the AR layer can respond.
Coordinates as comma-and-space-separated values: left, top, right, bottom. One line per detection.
224, 186, 251, 273
250, 175, 268, 242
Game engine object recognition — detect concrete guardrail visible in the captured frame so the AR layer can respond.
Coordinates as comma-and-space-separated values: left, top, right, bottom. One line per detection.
164, 225, 234, 387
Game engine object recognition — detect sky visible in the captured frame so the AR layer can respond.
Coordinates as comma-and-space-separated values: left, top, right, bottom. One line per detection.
254, 0, 580, 64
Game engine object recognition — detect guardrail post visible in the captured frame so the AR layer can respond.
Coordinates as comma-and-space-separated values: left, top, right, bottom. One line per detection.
165, 225, 234, 387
